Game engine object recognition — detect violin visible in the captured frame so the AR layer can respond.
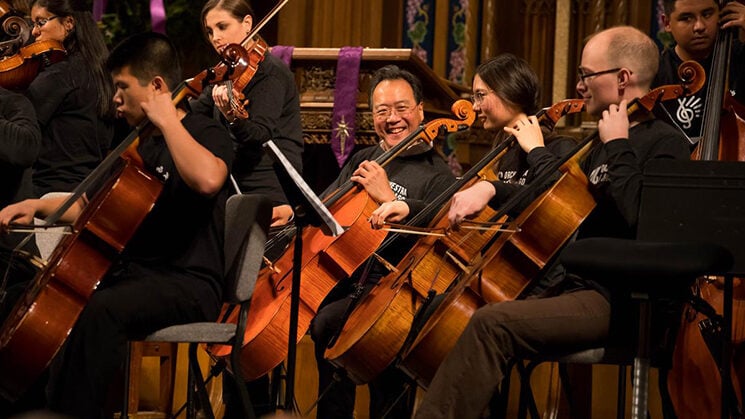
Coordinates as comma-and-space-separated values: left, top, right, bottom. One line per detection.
213, 0, 289, 120
207, 100, 476, 381
0, 39, 66, 91
397, 61, 706, 388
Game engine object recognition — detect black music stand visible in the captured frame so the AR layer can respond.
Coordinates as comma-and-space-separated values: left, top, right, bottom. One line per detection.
638, 159, 745, 419
263, 140, 343, 411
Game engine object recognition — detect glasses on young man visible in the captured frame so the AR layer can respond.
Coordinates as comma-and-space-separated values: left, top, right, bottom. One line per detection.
577, 67, 621, 84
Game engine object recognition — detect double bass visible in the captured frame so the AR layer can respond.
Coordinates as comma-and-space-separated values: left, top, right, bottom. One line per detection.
667, 0, 745, 415
0, 43, 257, 401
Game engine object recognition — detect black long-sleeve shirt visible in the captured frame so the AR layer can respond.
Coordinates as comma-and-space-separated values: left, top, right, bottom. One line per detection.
190, 52, 303, 205
25, 53, 113, 197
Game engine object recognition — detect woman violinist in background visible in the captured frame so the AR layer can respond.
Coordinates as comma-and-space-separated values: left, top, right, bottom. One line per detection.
189, 0, 304, 415
26, 0, 115, 197
191, 0, 303, 228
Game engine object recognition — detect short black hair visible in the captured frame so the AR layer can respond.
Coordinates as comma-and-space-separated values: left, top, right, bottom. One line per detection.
106, 32, 182, 90
368, 65, 423, 107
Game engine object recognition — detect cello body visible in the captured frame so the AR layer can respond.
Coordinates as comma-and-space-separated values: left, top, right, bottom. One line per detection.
398, 157, 595, 386
0, 155, 163, 400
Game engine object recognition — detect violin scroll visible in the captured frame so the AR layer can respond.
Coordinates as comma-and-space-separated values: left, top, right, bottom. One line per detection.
634, 60, 705, 115
677, 60, 706, 95
420, 99, 476, 142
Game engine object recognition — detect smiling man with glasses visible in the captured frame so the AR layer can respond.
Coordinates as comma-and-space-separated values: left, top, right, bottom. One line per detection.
310, 64, 456, 419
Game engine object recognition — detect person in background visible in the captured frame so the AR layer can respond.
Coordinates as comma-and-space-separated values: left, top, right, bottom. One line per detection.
192, 0, 303, 228
25, 0, 115, 197
653, 0, 745, 143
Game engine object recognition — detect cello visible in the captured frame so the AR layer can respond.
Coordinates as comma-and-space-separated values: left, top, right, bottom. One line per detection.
667, 1, 745, 415
0, 43, 256, 401
397, 62, 706, 387
207, 100, 476, 381
324, 98, 586, 385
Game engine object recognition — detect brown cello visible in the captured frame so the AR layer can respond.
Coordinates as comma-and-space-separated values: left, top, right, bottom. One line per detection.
667, 1, 745, 415
397, 62, 706, 388
0, 43, 256, 401
207, 100, 476, 381
324, 98, 586, 385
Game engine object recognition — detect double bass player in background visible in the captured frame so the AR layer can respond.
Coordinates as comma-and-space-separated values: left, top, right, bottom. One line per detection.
0, 32, 234, 418
413, 26, 691, 419
653, 0, 745, 143
311, 64, 455, 419
655, 0, 745, 417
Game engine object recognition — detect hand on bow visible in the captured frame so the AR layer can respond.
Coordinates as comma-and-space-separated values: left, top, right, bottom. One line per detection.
369, 200, 410, 229
448, 181, 496, 227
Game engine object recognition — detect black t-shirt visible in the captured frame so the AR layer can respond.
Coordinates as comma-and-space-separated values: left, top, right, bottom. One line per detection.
322, 142, 456, 221
652, 42, 745, 142
117, 112, 234, 296
190, 52, 303, 205
487, 128, 578, 213
25, 53, 113, 197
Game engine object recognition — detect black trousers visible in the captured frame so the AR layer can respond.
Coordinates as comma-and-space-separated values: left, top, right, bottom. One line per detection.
46, 262, 220, 419
310, 279, 415, 419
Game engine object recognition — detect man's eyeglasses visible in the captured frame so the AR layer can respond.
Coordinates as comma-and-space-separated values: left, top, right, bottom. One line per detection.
373, 104, 415, 120
33, 15, 59, 29
470, 89, 493, 105
577, 67, 621, 83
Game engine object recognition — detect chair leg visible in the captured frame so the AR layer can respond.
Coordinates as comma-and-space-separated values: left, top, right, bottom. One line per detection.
122, 341, 132, 419
489, 359, 515, 419
631, 297, 651, 419
230, 343, 256, 419
188, 343, 216, 419
516, 361, 541, 419
617, 365, 627, 419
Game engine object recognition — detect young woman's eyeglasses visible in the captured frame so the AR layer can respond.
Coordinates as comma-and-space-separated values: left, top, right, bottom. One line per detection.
33, 15, 59, 29
470, 89, 493, 105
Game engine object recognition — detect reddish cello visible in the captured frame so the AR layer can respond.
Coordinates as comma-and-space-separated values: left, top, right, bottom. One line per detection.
208, 101, 476, 381
0, 44, 256, 401
398, 62, 705, 387
667, 1, 745, 415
